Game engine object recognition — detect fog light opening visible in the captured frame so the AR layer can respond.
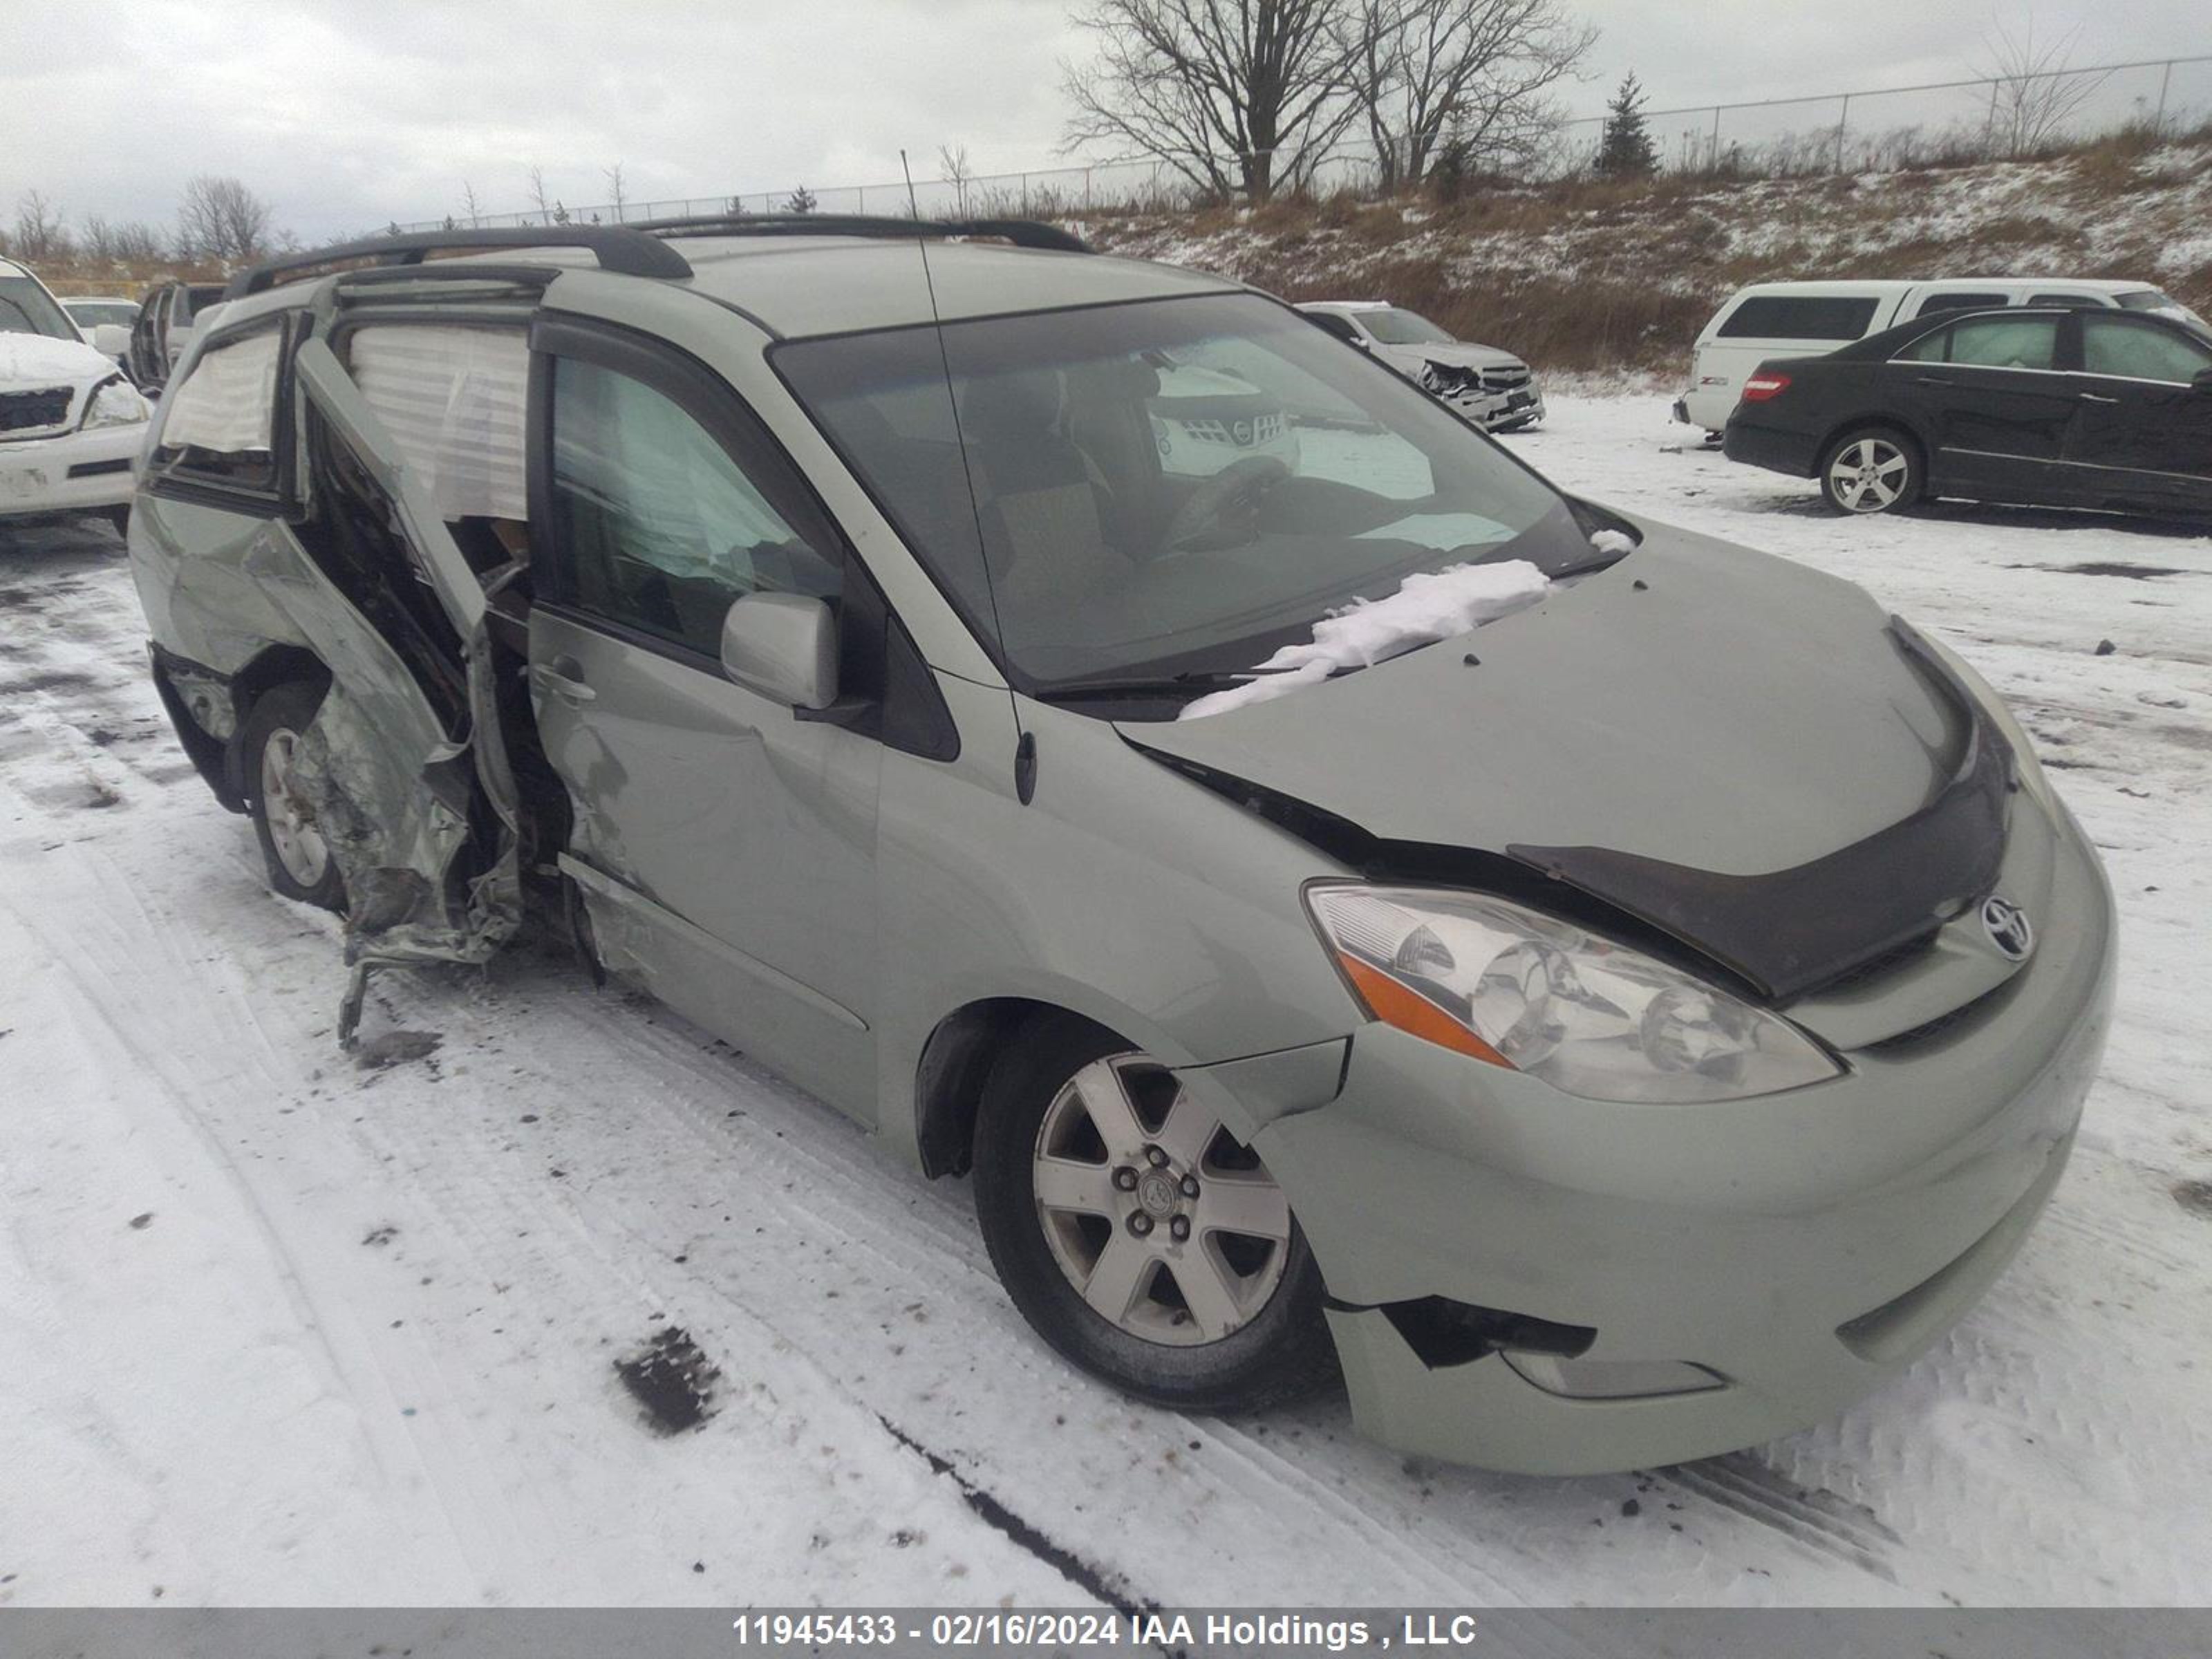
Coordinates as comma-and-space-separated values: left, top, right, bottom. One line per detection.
1376, 1296, 1595, 1370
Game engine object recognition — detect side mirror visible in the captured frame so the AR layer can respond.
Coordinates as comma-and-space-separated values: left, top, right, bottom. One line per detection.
91, 323, 129, 359
720, 592, 837, 711
2192, 367, 2212, 396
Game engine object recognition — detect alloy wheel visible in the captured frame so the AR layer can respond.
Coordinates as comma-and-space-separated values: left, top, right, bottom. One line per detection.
1827, 436, 1911, 512
1031, 1053, 1291, 1347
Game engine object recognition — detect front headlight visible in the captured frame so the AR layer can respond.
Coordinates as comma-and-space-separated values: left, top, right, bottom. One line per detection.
1307, 885, 1841, 1103
81, 377, 151, 430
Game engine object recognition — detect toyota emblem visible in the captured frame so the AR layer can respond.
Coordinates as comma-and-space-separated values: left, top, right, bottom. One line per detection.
1981, 895, 2034, 962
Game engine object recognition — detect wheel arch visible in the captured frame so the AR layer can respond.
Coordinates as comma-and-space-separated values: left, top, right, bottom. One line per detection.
224, 645, 332, 802
913, 997, 1121, 1179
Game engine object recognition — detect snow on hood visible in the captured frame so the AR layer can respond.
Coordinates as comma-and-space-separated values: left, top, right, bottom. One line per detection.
1178, 560, 1552, 720
0, 330, 118, 390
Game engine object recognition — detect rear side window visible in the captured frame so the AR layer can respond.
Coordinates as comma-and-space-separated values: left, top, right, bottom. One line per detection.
1716, 295, 1880, 341
153, 325, 283, 492
547, 356, 843, 661
1306, 310, 1362, 345
1900, 316, 2057, 371
2081, 314, 2212, 383
1913, 292, 2008, 318
2029, 293, 2096, 308
347, 324, 529, 522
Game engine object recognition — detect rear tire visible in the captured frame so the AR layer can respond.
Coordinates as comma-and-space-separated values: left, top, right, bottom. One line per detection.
1819, 428, 1922, 515
972, 1013, 1338, 1413
100, 505, 131, 537
242, 681, 346, 912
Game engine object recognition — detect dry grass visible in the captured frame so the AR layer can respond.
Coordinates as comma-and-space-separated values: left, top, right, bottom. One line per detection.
17, 257, 225, 299
1087, 132, 2212, 374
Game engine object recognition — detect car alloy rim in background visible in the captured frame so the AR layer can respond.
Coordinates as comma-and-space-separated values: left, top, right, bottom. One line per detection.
1031, 1053, 1292, 1347
1828, 437, 1911, 512
259, 727, 330, 887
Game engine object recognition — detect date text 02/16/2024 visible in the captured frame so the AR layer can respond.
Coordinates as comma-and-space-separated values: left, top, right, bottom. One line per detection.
727, 1611, 1484, 1651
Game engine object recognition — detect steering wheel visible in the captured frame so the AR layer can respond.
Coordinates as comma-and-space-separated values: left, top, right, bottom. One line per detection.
1161, 455, 1291, 552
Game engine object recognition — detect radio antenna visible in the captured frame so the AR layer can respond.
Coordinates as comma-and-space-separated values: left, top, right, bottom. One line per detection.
899, 149, 1032, 796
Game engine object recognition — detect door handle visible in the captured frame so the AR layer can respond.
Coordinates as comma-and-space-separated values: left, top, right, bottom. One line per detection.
532, 665, 597, 704
2079, 392, 2119, 404
1913, 375, 1954, 386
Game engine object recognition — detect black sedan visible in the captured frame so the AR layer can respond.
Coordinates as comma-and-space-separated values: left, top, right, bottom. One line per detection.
1722, 304, 2212, 518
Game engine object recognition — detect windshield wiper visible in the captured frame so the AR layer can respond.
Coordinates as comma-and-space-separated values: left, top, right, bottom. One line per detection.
1033, 667, 1346, 703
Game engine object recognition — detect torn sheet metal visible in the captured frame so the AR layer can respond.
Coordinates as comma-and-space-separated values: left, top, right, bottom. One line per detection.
272, 335, 527, 1042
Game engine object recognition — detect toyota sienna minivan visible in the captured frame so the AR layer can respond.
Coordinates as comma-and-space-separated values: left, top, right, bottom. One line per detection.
126, 217, 2114, 1474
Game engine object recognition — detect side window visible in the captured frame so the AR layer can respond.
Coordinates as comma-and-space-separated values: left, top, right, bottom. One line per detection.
1913, 292, 2008, 319
1944, 316, 2058, 371
2081, 315, 2212, 384
2029, 293, 2093, 308
548, 356, 842, 660
152, 324, 283, 493
1896, 325, 1952, 363
1716, 295, 1880, 340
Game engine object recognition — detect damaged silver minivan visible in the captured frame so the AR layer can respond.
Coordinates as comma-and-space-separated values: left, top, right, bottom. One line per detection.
127, 218, 2114, 1474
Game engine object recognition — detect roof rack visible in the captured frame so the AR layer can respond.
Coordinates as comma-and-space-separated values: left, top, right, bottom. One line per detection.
628, 212, 1093, 254
225, 226, 695, 299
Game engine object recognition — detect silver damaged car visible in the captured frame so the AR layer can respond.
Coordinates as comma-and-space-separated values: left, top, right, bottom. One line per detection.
125, 216, 2113, 1474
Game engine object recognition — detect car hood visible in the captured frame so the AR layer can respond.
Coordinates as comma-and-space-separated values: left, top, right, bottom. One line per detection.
0, 330, 118, 391
1381, 341, 1523, 372
1122, 522, 2009, 997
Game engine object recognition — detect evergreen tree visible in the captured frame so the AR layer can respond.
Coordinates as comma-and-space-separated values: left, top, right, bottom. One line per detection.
785, 185, 818, 215
1594, 73, 1658, 178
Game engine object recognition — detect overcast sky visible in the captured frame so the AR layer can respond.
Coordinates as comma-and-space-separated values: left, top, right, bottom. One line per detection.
4, 0, 2205, 244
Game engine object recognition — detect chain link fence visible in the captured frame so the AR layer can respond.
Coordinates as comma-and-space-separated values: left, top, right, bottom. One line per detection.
393, 53, 2212, 233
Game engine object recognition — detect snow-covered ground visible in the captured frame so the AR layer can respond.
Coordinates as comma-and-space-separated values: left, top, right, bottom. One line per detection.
3, 393, 2209, 1610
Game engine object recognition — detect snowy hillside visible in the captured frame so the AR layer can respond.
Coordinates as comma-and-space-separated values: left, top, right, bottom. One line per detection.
1082, 131, 2212, 373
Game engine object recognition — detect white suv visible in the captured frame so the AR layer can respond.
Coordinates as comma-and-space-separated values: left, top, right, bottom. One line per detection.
1, 257, 151, 532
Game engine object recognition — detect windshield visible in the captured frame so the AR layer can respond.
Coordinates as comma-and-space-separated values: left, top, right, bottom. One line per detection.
66, 300, 138, 330
1358, 307, 1456, 346
776, 294, 1585, 689
0, 275, 79, 341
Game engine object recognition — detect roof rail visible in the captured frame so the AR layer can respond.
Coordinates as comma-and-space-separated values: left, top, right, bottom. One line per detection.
225, 226, 695, 299
628, 212, 1093, 254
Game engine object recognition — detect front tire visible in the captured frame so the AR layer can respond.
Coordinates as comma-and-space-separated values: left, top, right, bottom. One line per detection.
241, 681, 346, 912
1819, 428, 1922, 515
973, 1015, 1337, 1413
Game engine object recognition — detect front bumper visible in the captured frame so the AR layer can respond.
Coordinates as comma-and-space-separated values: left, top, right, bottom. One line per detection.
1244, 814, 2115, 1474
0, 422, 142, 520
1432, 382, 1546, 431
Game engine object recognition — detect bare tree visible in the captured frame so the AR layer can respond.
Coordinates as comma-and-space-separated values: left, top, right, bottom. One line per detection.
939, 143, 976, 216
12, 189, 72, 262
176, 175, 277, 265
1062, 0, 1364, 200
603, 162, 628, 221
528, 165, 554, 224
1342, 0, 1593, 191
462, 180, 483, 227
1981, 19, 2106, 158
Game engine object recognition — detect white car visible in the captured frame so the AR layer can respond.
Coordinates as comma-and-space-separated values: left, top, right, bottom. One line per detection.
1299, 301, 1545, 431
1, 258, 151, 532
1676, 276, 2212, 437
